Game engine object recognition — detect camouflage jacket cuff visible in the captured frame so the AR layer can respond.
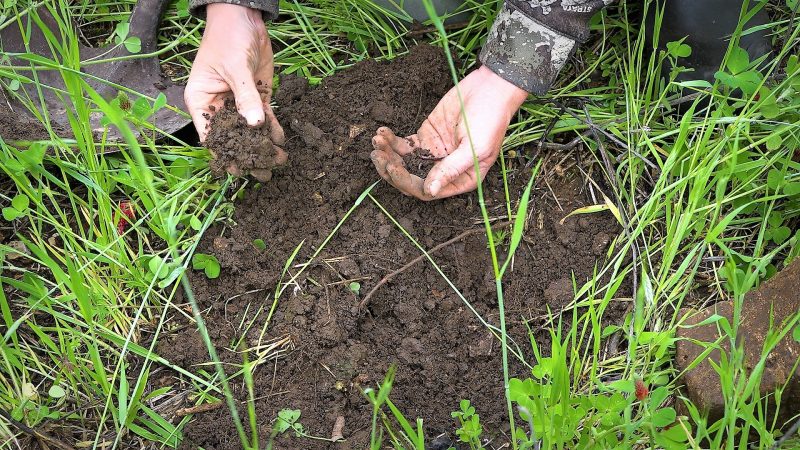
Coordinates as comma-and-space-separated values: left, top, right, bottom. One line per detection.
189, 0, 279, 20
479, 3, 577, 95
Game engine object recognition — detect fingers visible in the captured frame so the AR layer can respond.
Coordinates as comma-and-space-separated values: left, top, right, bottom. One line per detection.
425, 168, 481, 199
273, 145, 288, 166
376, 126, 418, 156
228, 69, 266, 127
266, 108, 285, 145
386, 163, 431, 200
371, 126, 488, 200
371, 134, 404, 165
184, 87, 222, 142
370, 137, 398, 184
424, 143, 480, 197
373, 145, 492, 200
371, 132, 431, 201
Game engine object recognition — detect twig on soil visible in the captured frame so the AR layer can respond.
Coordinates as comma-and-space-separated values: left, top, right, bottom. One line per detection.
251, 390, 290, 402
578, 102, 645, 359
550, 100, 630, 151
358, 221, 512, 310
536, 102, 567, 151
665, 91, 704, 108
604, 302, 634, 359
0, 408, 76, 450
174, 401, 224, 417
536, 130, 592, 153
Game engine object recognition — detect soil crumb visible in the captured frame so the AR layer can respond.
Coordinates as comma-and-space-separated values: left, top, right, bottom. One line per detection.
160, 45, 625, 450
403, 147, 442, 178
205, 98, 281, 182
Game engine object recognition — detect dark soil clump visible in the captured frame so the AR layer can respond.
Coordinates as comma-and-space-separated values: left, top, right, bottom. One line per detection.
205, 98, 281, 182
403, 147, 442, 178
162, 45, 625, 449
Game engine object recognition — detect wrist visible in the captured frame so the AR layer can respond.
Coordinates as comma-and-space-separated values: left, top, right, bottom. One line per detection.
476, 65, 529, 109
206, 3, 263, 25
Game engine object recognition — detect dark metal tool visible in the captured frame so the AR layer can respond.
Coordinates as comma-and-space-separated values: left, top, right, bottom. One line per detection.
0, 0, 190, 140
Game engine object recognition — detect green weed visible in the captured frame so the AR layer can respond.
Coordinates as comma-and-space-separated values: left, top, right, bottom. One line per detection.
452, 399, 484, 450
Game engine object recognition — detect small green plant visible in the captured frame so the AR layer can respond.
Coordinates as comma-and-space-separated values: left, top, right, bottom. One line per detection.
273, 409, 304, 437
104, 91, 167, 126
714, 47, 763, 96
349, 281, 361, 295
253, 239, 267, 251
147, 255, 170, 280
487, 229, 508, 250
112, 21, 142, 53
265, 408, 341, 449
2, 194, 29, 221
451, 399, 484, 450
192, 253, 221, 279
48, 384, 66, 399
189, 215, 203, 231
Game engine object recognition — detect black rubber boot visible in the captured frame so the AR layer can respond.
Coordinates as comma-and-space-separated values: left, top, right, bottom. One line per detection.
649, 0, 772, 84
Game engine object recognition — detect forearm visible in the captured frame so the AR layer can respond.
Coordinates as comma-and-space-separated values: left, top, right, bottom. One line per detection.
188, 0, 279, 20
480, 0, 614, 95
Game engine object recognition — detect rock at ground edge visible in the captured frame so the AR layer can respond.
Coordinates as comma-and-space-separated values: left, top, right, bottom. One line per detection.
675, 259, 800, 422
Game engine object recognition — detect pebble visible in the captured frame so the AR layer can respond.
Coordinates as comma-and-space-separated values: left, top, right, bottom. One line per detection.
6, 241, 29, 260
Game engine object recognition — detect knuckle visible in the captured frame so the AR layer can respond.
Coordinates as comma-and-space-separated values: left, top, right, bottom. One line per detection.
235, 89, 260, 103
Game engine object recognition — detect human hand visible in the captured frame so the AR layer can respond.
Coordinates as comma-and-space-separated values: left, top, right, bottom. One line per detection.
184, 3, 285, 148
370, 65, 528, 200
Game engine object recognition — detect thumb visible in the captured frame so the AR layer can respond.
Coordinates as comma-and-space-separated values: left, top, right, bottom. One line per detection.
424, 143, 480, 197
228, 71, 265, 127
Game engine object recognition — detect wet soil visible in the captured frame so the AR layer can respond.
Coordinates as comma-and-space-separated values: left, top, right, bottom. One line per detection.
159, 45, 625, 449
205, 98, 282, 182
403, 148, 441, 178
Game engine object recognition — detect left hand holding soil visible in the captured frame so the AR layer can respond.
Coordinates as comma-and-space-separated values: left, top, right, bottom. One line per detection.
370, 65, 528, 200
185, 3, 286, 180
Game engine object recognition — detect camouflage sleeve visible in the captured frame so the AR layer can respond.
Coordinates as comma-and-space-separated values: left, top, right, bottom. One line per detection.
480, 1, 614, 95
189, 0, 279, 20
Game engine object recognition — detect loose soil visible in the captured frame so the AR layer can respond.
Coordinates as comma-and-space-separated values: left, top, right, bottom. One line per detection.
403, 147, 441, 178
158, 45, 625, 449
205, 97, 281, 182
